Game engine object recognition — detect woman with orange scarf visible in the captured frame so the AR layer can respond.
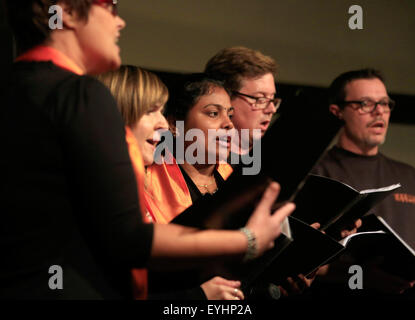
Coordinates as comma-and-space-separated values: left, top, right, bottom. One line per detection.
98, 66, 245, 300
145, 74, 235, 222
144, 73, 247, 297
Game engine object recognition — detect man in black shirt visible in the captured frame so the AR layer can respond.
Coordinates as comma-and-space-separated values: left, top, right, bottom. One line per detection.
312, 68, 415, 295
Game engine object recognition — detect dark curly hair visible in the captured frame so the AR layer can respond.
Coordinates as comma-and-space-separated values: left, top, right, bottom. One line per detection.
164, 73, 229, 121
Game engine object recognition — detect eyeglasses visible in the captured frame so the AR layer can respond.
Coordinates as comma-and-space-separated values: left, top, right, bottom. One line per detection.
339, 98, 395, 114
93, 0, 118, 16
232, 91, 282, 111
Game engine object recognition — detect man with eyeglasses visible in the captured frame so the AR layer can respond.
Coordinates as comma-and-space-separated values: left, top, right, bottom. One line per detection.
325, 69, 394, 156
205, 46, 322, 297
312, 68, 415, 297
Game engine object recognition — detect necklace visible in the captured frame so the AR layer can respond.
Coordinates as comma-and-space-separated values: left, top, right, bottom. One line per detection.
180, 164, 217, 193
196, 181, 216, 189
196, 179, 218, 195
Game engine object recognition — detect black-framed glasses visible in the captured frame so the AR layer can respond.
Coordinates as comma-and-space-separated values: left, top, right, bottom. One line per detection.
339, 98, 395, 114
93, 0, 118, 16
232, 91, 282, 111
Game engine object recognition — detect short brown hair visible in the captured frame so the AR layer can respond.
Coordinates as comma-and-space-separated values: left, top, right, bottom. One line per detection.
204, 46, 278, 93
96, 65, 169, 126
6, 0, 94, 53
328, 68, 385, 107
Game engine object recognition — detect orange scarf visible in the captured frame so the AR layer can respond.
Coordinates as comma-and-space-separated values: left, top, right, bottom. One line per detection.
125, 127, 150, 220
125, 127, 152, 300
16, 45, 84, 75
126, 130, 233, 299
145, 157, 233, 224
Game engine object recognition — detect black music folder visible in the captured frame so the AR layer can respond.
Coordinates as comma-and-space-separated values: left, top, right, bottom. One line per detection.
345, 214, 415, 281
245, 216, 345, 288
292, 174, 401, 238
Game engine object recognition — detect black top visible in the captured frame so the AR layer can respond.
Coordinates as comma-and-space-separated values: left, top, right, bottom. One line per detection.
312, 146, 415, 249
0, 62, 153, 299
148, 165, 226, 300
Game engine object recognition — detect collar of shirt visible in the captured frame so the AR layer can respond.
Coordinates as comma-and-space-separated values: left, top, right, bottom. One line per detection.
16, 45, 84, 75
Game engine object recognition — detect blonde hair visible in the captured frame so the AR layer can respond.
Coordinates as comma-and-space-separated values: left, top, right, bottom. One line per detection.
97, 65, 169, 126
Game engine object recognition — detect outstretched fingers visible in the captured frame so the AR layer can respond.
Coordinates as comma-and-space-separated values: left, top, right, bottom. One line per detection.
255, 182, 281, 212
247, 182, 295, 256
271, 202, 295, 225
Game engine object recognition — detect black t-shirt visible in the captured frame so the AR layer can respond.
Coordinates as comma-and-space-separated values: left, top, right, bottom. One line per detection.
312, 146, 415, 249
0, 62, 153, 299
